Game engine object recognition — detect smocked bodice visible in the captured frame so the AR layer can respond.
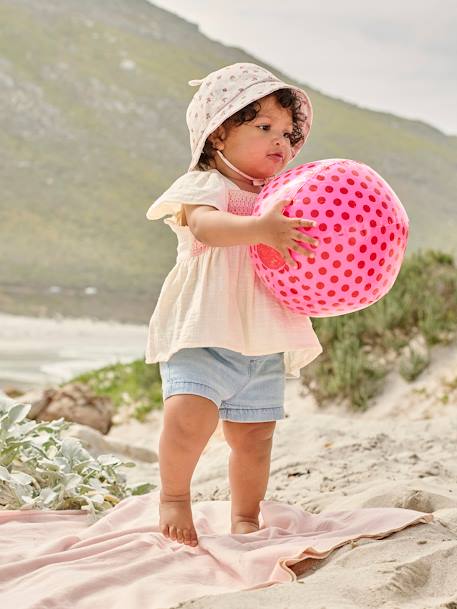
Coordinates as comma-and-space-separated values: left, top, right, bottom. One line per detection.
163, 188, 258, 262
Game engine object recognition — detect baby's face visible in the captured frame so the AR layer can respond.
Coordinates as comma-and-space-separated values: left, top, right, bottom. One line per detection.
214, 94, 294, 179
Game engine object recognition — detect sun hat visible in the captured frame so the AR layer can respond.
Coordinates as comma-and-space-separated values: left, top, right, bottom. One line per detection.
186, 62, 313, 175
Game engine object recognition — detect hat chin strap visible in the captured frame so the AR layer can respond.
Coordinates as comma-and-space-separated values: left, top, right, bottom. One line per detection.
216, 150, 273, 187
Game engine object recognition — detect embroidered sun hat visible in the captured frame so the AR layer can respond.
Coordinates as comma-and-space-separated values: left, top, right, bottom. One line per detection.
186, 62, 313, 174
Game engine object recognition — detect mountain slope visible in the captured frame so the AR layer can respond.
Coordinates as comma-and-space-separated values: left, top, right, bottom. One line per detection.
0, 0, 455, 322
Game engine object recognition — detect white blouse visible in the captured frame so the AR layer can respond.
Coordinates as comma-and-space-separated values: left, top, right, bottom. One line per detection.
145, 169, 323, 379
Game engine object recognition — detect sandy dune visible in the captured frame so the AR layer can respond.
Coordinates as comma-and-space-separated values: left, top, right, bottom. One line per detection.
105, 339, 457, 608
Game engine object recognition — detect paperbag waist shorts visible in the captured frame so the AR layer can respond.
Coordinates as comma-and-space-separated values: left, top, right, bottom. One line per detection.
159, 346, 285, 422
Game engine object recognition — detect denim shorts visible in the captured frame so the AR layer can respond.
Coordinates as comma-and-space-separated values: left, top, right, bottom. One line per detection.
159, 346, 285, 422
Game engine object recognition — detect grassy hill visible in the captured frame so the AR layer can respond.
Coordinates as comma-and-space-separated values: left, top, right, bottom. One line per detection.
1, 0, 456, 323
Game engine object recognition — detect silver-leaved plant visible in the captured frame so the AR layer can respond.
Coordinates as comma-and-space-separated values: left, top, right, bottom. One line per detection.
0, 394, 154, 522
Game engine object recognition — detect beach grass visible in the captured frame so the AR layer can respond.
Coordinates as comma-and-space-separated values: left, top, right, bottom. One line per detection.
302, 248, 457, 409
69, 358, 163, 422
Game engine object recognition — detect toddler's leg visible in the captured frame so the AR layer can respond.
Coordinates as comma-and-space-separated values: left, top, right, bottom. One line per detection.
223, 420, 276, 534
159, 394, 219, 546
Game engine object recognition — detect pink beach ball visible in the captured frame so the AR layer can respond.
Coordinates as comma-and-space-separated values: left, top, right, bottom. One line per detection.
249, 159, 409, 317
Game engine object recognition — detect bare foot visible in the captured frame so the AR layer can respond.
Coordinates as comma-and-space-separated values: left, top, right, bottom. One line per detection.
231, 519, 260, 535
159, 491, 198, 546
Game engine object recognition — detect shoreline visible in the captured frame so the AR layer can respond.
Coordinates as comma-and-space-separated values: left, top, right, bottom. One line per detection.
0, 312, 148, 391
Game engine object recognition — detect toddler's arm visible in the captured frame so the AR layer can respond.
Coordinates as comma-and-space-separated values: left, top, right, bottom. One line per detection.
184, 202, 318, 267
185, 204, 260, 247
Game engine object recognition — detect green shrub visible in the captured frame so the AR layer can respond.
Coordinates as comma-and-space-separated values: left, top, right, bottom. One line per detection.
0, 395, 154, 520
303, 249, 457, 410
70, 358, 163, 421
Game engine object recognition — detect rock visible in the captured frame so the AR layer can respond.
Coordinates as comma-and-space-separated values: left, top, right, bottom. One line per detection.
10, 388, 46, 418
400, 333, 429, 362
18, 382, 114, 434
2, 385, 26, 399
397, 332, 430, 380
0, 391, 16, 407
63, 422, 158, 463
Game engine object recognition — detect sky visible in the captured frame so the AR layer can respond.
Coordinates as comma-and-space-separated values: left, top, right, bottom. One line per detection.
150, 0, 457, 136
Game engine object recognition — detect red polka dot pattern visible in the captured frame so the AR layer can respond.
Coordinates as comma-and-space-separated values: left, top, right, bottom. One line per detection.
249, 159, 409, 317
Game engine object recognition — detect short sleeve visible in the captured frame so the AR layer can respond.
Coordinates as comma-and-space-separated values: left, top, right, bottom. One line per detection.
146, 170, 228, 221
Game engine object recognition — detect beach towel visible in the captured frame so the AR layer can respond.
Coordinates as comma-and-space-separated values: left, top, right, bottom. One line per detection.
0, 490, 433, 608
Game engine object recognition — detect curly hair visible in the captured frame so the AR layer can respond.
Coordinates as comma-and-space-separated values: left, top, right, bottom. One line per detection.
197, 88, 307, 171
175, 88, 307, 227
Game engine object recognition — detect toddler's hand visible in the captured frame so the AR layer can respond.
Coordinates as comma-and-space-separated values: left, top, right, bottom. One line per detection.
255, 198, 320, 268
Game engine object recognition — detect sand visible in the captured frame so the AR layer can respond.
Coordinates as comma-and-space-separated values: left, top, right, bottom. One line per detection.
107, 338, 457, 609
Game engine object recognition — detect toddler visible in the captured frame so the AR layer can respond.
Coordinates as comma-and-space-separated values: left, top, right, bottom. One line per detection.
145, 62, 323, 547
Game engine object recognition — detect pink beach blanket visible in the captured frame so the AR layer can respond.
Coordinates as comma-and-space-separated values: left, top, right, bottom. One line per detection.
0, 490, 433, 608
